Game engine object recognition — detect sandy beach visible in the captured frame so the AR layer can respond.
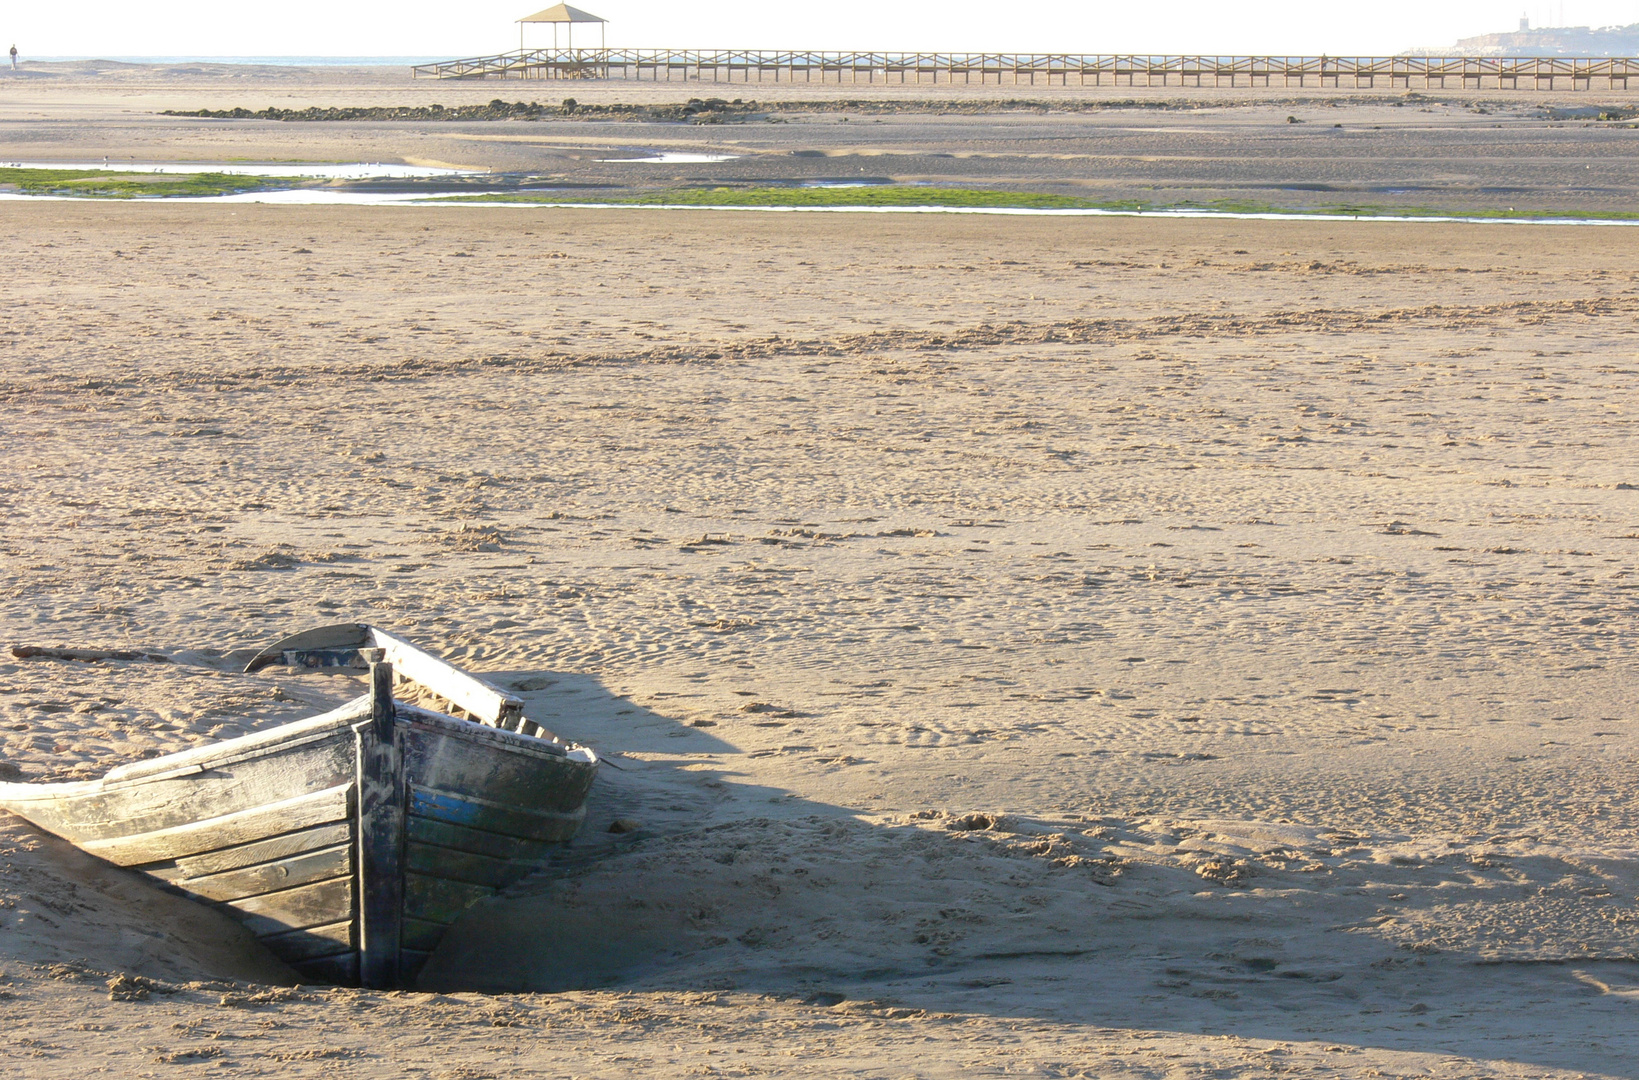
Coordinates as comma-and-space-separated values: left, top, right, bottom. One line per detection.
2, 65, 1639, 1078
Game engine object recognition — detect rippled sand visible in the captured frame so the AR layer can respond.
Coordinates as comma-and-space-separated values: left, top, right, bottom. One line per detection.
2, 149, 1638, 1075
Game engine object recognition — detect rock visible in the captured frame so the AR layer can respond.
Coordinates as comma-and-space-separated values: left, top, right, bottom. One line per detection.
607, 819, 642, 834
106, 974, 157, 1001
0, 760, 23, 781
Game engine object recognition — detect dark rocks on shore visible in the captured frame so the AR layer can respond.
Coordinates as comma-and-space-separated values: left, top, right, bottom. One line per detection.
160, 97, 765, 124
159, 96, 1211, 125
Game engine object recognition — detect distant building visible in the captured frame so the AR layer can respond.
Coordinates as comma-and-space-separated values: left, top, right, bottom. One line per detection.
1441, 21, 1639, 56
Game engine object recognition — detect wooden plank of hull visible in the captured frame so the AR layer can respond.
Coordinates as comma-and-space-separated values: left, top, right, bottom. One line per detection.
402, 915, 450, 952
400, 948, 434, 982
172, 821, 352, 879
177, 845, 353, 904
258, 919, 356, 963
103, 711, 359, 784
408, 786, 583, 843
357, 664, 406, 992
404, 870, 494, 925
404, 721, 595, 814
228, 876, 354, 938
19, 733, 354, 847
406, 816, 559, 864
81, 783, 353, 866
405, 839, 525, 890
294, 952, 359, 986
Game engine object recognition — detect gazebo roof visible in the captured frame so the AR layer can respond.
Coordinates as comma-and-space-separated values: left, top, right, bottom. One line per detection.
518, 3, 606, 23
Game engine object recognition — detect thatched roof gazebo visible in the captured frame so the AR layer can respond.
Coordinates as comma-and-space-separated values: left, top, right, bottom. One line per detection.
518, 4, 607, 51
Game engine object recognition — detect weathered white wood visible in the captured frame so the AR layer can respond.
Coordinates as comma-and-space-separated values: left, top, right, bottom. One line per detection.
228, 876, 355, 937
0, 703, 364, 837
174, 821, 352, 878
366, 627, 524, 729
403, 717, 593, 810
401, 702, 579, 760
241, 623, 528, 730
60, 737, 354, 845
82, 783, 353, 865
102, 700, 368, 783
179, 845, 353, 903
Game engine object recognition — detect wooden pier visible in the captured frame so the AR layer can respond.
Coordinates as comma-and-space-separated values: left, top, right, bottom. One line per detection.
412, 50, 1639, 90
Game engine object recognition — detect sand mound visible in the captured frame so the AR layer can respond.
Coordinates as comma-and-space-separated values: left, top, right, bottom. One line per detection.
0, 813, 295, 985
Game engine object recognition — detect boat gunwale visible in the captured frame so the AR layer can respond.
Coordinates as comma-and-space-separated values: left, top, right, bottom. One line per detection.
0, 699, 370, 804
0, 693, 595, 808
397, 700, 597, 765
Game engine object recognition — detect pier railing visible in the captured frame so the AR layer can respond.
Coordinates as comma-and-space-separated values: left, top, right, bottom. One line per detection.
412, 50, 1639, 89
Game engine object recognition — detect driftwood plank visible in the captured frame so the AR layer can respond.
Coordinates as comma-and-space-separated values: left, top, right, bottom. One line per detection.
405, 816, 557, 863
228, 876, 355, 937
174, 822, 352, 879
403, 871, 493, 925
258, 919, 356, 963
179, 845, 352, 903
408, 785, 583, 843
405, 840, 527, 890
86, 783, 353, 866
10, 646, 170, 663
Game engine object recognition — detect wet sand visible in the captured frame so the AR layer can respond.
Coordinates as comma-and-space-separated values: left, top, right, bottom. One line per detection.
2, 69, 1639, 1078
5, 61, 1639, 213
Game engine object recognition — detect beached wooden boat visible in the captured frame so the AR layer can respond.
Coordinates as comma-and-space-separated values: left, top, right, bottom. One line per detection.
0, 624, 597, 988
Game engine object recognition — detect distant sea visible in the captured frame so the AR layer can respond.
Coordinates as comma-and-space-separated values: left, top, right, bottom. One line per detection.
31, 56, 451, 66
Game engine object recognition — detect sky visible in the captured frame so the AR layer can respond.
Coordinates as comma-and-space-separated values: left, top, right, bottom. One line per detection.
9, 0, 1639, 59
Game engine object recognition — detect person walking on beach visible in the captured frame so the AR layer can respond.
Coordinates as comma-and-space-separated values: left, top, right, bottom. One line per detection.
9, 46, 17, 71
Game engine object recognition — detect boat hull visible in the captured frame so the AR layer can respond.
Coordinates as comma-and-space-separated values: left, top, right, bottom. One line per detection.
0, 696, 596, 986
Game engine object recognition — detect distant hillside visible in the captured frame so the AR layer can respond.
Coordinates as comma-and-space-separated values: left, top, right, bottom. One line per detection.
1431, 22, 1639, 56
